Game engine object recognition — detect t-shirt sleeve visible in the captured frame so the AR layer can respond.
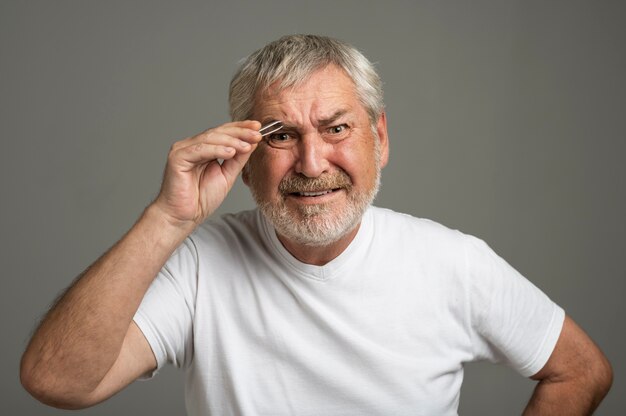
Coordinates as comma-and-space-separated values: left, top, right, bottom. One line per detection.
133, 238, 198, 378
464, 236, 565, 377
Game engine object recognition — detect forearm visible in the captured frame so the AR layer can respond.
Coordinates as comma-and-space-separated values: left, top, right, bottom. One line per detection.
523, 368, 613, 415
20, 204, 193, 398
523, 380, 590, 415
21, 121, 260, 407
522, 316, 613, 415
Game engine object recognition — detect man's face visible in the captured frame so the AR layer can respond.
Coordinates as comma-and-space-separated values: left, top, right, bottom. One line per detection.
243, 65, 389, 246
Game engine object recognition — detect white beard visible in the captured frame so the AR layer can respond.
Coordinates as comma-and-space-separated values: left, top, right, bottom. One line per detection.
248, 140, 381, 247
257, 175, 379, 247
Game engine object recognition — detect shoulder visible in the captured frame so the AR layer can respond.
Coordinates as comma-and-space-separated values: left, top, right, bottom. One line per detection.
369, 206, 458, 231
370, 208, 516, 283
367, 207, 526, 279
186, 209, 265, 260
368, 206, 472, 249
192, 209, 259, 242
362, 206, 488, 277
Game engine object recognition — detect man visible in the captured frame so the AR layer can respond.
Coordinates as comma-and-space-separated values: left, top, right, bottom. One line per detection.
21, 35, 612, 415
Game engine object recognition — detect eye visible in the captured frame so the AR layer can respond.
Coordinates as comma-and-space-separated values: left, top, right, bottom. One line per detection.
266, 132, 296, 149
328, 124, 347, 134
269, 132, 291, 142
324, 124, 350, 142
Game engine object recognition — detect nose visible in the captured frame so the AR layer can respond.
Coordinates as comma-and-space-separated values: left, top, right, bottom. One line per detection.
293, 133, 331, 178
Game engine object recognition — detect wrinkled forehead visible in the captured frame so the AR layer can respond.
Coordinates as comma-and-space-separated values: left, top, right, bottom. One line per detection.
259, 63, 349, 95
251, 65, 360, 120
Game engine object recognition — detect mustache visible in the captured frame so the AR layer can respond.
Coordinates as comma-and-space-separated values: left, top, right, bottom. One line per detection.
279, 171, 353, 194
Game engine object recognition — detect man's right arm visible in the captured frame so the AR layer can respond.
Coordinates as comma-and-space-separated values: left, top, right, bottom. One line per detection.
20, 121, 262, 409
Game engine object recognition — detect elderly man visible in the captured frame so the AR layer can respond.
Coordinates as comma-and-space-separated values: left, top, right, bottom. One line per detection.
21, 35, 611, 415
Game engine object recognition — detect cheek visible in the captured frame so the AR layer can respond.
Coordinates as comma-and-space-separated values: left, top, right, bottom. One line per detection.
333, 144, 375, 182
249, 149, 292, 189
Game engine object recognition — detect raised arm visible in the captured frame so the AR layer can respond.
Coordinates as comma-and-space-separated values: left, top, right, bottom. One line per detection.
523, 315, 613, 415
20, 121, 262, 409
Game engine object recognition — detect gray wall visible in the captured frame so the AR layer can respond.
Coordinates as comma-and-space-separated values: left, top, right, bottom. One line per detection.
2, 1, 624, 414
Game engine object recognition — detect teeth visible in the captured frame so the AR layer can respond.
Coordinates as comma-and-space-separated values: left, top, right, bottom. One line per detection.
299, 190, 331, 197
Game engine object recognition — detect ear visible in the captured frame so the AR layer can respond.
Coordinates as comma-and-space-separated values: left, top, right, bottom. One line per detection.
375, 112, 389, 168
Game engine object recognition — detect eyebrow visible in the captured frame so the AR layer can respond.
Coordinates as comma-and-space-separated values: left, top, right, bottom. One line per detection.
318, 109, 349, 127
260, 109, 350, 130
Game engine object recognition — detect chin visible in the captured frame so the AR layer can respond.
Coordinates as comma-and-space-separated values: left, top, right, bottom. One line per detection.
259, 199, 367, 247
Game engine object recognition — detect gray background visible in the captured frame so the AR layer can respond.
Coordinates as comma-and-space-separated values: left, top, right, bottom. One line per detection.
2, 0, 624, 414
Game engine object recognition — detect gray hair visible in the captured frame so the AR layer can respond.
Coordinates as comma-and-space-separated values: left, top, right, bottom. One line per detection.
229, 34, 384, 124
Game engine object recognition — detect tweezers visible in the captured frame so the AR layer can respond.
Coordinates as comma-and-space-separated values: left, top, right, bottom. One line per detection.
259, 120, 283, 137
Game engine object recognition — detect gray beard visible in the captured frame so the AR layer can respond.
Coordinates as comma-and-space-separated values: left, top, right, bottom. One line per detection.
247, 132, 382, 247
256, 169, 380, 247
259, 180, 378, 247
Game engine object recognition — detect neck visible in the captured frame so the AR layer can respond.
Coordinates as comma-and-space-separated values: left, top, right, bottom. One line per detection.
276, 223, 361, 266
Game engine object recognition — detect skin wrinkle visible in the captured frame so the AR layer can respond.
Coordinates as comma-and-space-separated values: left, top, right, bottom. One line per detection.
244, 66, 386, 249
249, 141, 381, 247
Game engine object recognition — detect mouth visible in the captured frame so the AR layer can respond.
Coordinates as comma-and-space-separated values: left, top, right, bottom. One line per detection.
279, 171, 352, 202
291, 188, 341, 197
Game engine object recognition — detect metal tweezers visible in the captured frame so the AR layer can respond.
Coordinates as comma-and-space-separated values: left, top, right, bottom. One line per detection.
259, 120, 283, 137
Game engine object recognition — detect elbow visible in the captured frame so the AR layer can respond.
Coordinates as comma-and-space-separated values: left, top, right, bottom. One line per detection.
20, 354, 94, 410
579, 349, 614, 411
593, 353, 613, 400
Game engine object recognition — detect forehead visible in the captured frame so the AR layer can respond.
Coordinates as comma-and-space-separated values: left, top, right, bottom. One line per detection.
252, 65, 363, 122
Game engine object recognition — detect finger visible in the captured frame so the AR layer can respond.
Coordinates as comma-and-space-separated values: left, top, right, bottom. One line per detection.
175, 128, 260, 157
171, 142, 238, 168
214, 120, 262, 130
198, 120, 262, 143
205, 126, 262, 146
182, 126, 262, 150
221, 142, 258, 179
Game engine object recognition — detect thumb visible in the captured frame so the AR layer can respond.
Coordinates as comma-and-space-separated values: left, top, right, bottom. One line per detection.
220, 142, 258, 184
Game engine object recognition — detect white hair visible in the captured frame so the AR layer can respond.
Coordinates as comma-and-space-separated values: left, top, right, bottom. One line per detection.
229, 34, 384, 125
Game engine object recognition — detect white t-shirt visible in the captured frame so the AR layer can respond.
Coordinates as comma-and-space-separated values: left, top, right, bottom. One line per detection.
134, 206, 564, 416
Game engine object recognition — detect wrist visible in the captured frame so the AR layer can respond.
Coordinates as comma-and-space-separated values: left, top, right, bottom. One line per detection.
140, 203, 198, 247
